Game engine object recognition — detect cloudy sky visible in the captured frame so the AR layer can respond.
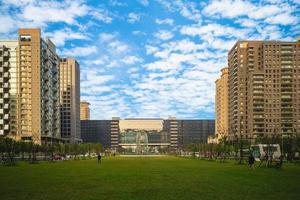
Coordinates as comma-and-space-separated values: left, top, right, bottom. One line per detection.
0, 0, 299, 119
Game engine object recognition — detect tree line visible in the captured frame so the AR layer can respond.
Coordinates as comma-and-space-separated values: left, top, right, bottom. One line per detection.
182, 135, 300, 163
0, 137, 103, 166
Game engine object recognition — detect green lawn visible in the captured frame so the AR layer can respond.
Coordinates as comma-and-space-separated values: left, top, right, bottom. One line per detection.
0, 156, 300, 200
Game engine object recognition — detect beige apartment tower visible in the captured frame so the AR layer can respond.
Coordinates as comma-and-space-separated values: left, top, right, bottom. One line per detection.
18, 29, 60, 144
80, 101, 90, 120
60, 58, 81, 143
228, 39, 300, 140
215, 67, 229, 141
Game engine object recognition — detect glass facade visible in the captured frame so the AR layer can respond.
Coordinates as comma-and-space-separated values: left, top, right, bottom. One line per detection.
119, 119, 169, 154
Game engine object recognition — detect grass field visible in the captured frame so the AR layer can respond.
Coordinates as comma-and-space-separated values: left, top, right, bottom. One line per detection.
0, 156, 300, 200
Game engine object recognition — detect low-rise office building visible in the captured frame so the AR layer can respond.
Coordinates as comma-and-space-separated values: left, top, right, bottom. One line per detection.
81, 118, 215, 152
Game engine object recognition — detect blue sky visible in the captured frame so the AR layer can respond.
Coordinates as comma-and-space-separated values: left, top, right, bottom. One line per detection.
0, 0, 299, 119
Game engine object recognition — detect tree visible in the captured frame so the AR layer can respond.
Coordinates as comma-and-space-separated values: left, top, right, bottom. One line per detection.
2, 138, 18, 165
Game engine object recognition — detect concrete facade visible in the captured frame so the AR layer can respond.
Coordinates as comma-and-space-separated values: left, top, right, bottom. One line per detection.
215, 67, 229, 142
80, 101, 90, 120
18, 29, 61, 144
228, 39, 300, 140
60, 58, 81, 143
0, 29, 61, 144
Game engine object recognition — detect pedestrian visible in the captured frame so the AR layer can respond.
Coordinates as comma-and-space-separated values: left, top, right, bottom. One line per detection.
277, 154, 284, 169
259, 152, 268, 167
97, 154, 101, 164
248, 153, 255, 169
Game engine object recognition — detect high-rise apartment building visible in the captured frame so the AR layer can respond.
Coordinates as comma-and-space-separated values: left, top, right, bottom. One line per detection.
215, 67, 229, 141
18, 29, 61, 144
80, 101, 90, 120
0, 41, 19, 138
228, 39, 300, 140
59, 58, 81, 143
0, 29, 61, 144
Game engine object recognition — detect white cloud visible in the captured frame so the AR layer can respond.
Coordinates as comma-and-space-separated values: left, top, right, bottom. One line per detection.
154, 30, 174, 40
122, 56, 143, 65
255, 25, 283, 40
180, 23, 249, 40
155, 18, 174, 25
0, 15, 16, 33
99, 32, 116, 42
0, 0, 115, 35
265, 13, 298, 25
203, 0, 298, 26
45, 28, 89, 46
179, 3, 201, 22
109, 0, 127, 7
236, 18, 258, 27
20, 1, 90, 26
2, 0, 34, 6
61, 46, 97, 57
161, 39, 205, 54
139, 0, 149, 6
132, 30, 146, 36
203, 0, 253, 18
108, 41, 129, 53
157, 0, 202, 22
128, 12, 140, 23
248, 4, 281, 19
145, 45, 159, 55
90, 9, 113, 23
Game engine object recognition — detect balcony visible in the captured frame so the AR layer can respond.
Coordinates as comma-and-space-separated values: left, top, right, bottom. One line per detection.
253, 96, 264, 100
3, 104, 9, 109
3, 93, 9, 99
281, 88, 292, 93
281, 60, 293, 64
253, 90, 264, 94
3, 51, 9, 57
281, 95, 292, 99
4, 114, 9, 119
281, 80, 292, 84
281, 50, 292, 54
3, 72, 9, 78
253, 81, 264, 84
253, 106, 264, 110
4, 124, 9, 130
253, 115, 264, 119
3, 62, 9, 67
253, 119, 264, 123
281, 75, 292, 79
281, 114, 293, 119
281, 66, 293, 70
281, 45, 293, 49
3, 83, 9, 89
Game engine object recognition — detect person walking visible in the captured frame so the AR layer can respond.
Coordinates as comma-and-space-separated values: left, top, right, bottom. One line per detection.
97, 154, 102, 164
248, 153, 255, 169
259, 152, 268, 167
277, 154, 284, 169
